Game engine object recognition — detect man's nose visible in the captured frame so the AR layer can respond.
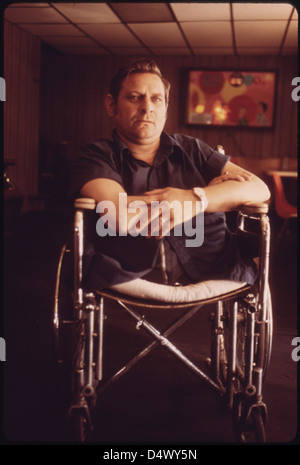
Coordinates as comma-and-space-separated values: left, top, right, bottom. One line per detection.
140, 97, 153, 113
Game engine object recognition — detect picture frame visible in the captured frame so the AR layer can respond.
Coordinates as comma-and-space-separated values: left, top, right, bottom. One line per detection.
186, 69, 276, 128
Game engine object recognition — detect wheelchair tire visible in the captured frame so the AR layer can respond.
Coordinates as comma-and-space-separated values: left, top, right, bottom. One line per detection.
217, 301, 248, 392
53, 244, 75, 404
262, 287, 273, 381
220, 288, 273, 390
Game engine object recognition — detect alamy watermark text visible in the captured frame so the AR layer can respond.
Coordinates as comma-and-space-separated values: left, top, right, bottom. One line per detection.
96, 193, 204, 247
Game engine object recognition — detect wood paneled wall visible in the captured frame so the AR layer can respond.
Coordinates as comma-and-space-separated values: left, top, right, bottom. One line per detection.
40, 50, 298, 166
4, 21, 41, 210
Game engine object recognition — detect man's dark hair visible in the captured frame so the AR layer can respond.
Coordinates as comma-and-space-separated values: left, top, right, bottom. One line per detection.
109, 59, 171, 105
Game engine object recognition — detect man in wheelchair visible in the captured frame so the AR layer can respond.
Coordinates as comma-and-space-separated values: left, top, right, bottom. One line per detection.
69, 58, 270, 291
60, 59, 272, 443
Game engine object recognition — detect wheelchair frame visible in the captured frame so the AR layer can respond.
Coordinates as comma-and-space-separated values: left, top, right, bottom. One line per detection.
53, 198, 272, 443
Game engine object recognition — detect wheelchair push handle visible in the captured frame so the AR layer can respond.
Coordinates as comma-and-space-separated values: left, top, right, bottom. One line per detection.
74, 198, 97, 210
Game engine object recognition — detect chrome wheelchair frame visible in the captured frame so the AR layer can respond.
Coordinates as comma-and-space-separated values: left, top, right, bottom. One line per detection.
53, 198, 272, 443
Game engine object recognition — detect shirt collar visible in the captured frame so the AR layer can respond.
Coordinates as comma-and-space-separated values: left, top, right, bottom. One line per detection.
112, 129, 180, 166
112, 129, 130, 156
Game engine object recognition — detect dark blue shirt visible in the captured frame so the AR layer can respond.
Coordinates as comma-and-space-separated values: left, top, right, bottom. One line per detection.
69, 131, 256, 289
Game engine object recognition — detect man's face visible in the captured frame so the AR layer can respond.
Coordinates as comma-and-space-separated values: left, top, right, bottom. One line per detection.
108, 72, 167, 146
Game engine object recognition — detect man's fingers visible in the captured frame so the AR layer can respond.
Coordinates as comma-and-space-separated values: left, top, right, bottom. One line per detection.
208, 170, 253, 186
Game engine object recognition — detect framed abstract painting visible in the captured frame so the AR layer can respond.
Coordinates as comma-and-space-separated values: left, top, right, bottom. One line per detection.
186, 69, 276, 128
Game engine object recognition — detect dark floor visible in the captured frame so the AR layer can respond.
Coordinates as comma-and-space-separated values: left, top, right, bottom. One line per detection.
1, 207, 298, 446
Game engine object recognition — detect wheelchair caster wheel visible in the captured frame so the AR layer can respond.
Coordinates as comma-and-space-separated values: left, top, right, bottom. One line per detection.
232, 394, 266, 443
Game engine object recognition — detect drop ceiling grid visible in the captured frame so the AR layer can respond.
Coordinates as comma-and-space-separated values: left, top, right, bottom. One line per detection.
231, 2, 294, 20
180, 21, 233, 48
170, 2, 231, 21
52, 3, 121, 24
235, 20, 289, 48
78, 23, 142, 47
128, 22, 187, 48
110, 3, 174, 22
3, 2, 298, 56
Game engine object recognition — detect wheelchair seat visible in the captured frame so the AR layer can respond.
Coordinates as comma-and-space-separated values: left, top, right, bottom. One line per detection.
107, 277, 249, 305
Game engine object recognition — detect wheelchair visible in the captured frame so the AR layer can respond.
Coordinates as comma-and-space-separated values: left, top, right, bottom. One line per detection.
53, 187, 272, 443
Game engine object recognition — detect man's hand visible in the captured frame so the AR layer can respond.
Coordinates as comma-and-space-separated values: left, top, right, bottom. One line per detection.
203, 161, 270, 212
143, 187, 203, 238
208, 169, 253, 186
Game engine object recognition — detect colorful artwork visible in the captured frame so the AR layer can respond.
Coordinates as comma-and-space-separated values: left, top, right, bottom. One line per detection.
186, 70, 276, 128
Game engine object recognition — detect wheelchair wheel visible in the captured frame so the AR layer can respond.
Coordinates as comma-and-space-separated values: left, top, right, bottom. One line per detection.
219, 291, 272, 443
261, 288, 273, 381
217, 301, 247, 393
220, 289, 273, 392
53, 244, 75, 404
54, 244, 102, 441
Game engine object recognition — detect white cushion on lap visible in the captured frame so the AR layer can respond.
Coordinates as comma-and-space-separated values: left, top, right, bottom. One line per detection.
110, 278, 247, 303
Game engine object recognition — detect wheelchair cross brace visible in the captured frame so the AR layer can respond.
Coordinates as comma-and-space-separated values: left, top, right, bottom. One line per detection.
97, 298, 226, 396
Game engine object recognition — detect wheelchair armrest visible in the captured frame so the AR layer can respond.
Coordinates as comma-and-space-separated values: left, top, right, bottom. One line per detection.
74, 198, 97, 210
74, 198, 269, 216
237, 201, 269, 215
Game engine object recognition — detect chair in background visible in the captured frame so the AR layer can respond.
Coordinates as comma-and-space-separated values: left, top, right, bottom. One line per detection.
271, 172, 297, 244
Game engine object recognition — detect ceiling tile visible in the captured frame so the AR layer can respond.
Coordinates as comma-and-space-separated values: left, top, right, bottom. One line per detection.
21, 24, 84, 37
284, 20, 298, 48
233, 3, 293, 20
111, 3, 174, 22
52, 3, 120, 24
235, 20, 287, 47
171, 2, 231, 21
79, 23, 141, 47
181, 21, 232, 47
129, 23, 186, 47
4, 5, 67, 23
291, 8, 298, 20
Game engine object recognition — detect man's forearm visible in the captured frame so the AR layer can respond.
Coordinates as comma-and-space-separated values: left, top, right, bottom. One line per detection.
203, 176, 270, 212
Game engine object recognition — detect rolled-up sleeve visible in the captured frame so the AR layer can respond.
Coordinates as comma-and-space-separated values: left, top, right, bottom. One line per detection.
69, 141, 124, 200
194, 138, 230, 184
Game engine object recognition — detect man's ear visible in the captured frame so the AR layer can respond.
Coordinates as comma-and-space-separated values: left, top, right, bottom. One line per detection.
105, 94, 117, 116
